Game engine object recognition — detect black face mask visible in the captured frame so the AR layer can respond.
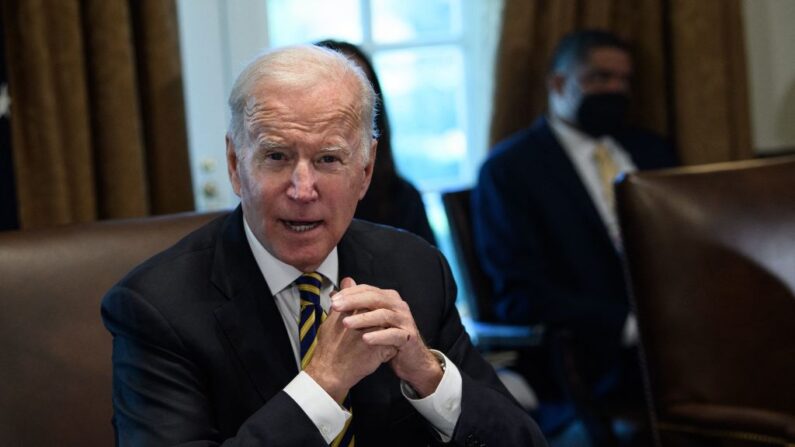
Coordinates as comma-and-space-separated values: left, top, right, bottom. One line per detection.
575, 92, 629, 137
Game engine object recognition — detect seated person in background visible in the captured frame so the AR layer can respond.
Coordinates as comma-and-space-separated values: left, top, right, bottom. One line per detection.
472, 30, 677, 437
316, 39, 436, 246
102, 44, 547, 446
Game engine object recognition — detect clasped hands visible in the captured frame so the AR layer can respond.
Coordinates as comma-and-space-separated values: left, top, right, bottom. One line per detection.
303, 277, 443, 403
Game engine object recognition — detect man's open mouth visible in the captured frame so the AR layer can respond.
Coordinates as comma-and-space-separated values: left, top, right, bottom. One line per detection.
282, 220, 322, 232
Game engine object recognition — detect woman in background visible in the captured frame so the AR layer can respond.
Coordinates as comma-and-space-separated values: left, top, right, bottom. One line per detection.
316, 39, 437, 246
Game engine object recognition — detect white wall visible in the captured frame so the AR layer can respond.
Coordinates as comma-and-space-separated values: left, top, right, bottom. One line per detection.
743, 0, 795, 154
176, 0, 269, 211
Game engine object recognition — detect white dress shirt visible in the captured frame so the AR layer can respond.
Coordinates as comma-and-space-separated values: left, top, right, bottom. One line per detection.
548, 117, 639, 346
549, 116, 636, 251
242, 219, 463, 442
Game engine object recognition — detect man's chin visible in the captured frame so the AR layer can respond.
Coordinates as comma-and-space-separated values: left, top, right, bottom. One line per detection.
273, 243, 328, 272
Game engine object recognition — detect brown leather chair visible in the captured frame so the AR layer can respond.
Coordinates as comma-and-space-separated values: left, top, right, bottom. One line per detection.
616, 156, 795, 446
0, 211, 225, 446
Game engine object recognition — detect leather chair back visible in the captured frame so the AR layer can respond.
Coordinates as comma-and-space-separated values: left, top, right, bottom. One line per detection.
442, 189, 540, 350
616, 157, 795, 446
442, 189, 498, 322
0, 211, 225, 446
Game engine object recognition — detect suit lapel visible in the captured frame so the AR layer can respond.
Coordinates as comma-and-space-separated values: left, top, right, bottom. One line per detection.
211, 208, 298, 401
338, 222, 400, 290
535, 119, 611, 244
617, 132, 655, 170
337, 223, 375, 285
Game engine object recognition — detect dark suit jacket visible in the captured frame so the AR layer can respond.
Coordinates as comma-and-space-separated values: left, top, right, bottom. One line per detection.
472, 117, 677, 374
102, 207, 546, 446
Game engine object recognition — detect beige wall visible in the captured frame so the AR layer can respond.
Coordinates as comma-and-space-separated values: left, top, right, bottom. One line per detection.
743, 0, 795, 154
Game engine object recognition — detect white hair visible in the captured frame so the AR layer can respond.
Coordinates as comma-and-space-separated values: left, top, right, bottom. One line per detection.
227, 44, 377, 163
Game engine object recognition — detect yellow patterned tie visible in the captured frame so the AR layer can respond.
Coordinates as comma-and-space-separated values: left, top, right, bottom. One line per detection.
296, 273, 354, 447
593, 143, 620, 210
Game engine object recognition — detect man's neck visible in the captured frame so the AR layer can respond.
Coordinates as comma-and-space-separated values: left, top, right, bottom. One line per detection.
548, 114, 596, 144
242, 216, 339, 296
552, 113, 579, 131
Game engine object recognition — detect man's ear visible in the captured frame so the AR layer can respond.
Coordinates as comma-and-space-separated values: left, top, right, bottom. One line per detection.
359, 139, 377, 200
548, 72, 566, 95
226, 134, 242, 197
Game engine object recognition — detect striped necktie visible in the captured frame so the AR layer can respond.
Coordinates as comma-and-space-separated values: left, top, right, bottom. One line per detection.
295, 272, 354, 447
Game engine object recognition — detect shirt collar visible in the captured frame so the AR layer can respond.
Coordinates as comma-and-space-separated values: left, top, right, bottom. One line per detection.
242, 216, 339, 296
548, 115, 618, 157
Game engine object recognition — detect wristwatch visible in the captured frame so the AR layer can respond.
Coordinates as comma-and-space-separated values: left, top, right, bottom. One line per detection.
430, 349, 446, 373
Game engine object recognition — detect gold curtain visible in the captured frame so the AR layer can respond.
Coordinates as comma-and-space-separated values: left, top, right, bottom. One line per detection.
489, 0, 753, 165
1, 0, 193, 229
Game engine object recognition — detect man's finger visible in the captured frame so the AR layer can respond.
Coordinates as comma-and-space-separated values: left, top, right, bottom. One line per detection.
379, 346, 399, 363
362, 327, 412, 348
342, 308, 396, 330
340, 276, 357, 290
332, 288, 402, 313
330, 277, 356, 299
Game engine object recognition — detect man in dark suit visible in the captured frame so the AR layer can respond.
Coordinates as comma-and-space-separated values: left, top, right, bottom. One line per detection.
472, 30, 677, 436
102, 45, 546, 446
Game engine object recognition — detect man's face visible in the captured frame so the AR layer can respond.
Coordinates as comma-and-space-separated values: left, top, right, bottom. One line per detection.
550, 47, 633, 124
227, 78, 376, 272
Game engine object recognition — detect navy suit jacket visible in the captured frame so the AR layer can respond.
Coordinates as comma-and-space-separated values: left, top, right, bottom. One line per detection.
102, 207, 546, 446
472, 117, 677, 369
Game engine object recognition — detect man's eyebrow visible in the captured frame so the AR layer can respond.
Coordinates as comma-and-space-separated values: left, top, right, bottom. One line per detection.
254, 136, 286, 150
320, 145, 356, 158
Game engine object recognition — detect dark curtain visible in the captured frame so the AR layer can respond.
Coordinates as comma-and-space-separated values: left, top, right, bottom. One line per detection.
1, 0, 194, 229
489, 0, 753, 165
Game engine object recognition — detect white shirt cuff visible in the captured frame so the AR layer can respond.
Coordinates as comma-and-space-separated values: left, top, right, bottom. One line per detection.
400, 350, 462, 442
622, 313, 639, 346
283, 371, 351, 443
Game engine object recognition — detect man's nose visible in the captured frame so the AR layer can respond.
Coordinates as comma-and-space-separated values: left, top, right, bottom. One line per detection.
287, 160, 319, 202
607, 75, 631, 93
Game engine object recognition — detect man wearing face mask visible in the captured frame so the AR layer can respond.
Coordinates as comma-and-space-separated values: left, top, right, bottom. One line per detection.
472, 30, 677, 440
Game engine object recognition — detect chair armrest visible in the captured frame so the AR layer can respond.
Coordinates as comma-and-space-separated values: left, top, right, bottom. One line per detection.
660, 402, 795, 442
461, 317, 544, 350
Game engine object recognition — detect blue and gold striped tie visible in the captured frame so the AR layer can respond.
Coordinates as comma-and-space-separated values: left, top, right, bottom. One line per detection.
296, 272, 354, 447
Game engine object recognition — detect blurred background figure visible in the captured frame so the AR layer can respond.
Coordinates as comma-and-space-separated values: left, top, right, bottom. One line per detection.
473, 30, 678, 446
316, 39, 436, 247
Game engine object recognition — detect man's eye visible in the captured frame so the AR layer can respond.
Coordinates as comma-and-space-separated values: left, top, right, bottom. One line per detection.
266, 152, 286, 161
318, 155, 341, 164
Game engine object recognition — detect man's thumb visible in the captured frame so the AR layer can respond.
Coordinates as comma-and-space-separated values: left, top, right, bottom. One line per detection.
340, 276, 357, 289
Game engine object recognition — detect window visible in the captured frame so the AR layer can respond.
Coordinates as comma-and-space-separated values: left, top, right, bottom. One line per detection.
176, 0, 504, 311
264, 0, 498, 191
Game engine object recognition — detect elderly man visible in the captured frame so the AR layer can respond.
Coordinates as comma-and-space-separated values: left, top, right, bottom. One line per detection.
102, 45, 546, 446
